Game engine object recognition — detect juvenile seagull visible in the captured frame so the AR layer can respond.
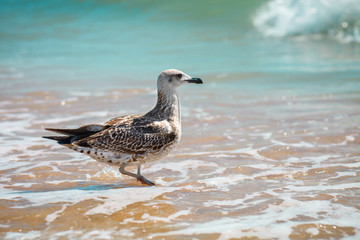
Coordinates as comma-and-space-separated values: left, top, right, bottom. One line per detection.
43, 69, 203, 186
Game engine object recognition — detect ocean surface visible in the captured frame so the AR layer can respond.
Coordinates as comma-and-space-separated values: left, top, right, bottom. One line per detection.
1, 0, 360, 239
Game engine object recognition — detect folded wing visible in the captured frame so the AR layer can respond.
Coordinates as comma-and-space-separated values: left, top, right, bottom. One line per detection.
74, 123, 177, 155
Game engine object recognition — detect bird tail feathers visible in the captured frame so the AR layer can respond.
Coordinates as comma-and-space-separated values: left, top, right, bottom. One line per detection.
42, 136, 72, 145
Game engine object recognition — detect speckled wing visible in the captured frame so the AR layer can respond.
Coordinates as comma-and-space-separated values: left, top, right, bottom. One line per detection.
74, 118, 177, 155
103, 114, 143, 126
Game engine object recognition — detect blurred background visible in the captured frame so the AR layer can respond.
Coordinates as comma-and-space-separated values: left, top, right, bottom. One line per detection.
1, 0, 360, 239
1, 0, 359, 92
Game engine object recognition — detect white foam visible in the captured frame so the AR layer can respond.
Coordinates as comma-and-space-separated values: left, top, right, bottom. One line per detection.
4, 231, 43, 240
0, 117, 34, 136
45, 204, 68, 224
306, 227, 320, 236
49, 230, 83, 240
85, 187, 178, 215
141, 209, 191, 223
271, 139, 314, 148
79, 230, 113, 240
335, 171, 357, 177
149, 216, 292, 240
117, 229, 135, 237
1, 186, 179, 217
198, 174, 251, 191
345, 135, 355, 142
254, 0, 360, 43
151, 195, 360, 240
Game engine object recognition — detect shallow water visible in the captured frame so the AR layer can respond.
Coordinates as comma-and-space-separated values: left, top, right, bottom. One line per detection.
1, 0, 360, 239
1, 72, 360, 239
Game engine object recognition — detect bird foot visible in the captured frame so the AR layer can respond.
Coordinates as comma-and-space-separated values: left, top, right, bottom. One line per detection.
137, 175, 156, 186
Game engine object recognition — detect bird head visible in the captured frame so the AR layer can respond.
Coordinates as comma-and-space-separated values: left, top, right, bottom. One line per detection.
157, 69, 203, 91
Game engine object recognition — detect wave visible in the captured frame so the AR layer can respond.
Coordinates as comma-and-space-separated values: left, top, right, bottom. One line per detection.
253, 0, 360, 43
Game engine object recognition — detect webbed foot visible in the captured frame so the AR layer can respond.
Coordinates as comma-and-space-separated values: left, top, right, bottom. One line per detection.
137, 175, 156, 186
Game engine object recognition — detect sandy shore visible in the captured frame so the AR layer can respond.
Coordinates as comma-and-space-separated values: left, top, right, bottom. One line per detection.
1, 72, 360, 239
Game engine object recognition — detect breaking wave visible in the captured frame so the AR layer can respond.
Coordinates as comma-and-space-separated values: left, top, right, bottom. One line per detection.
253, 0, 360, 43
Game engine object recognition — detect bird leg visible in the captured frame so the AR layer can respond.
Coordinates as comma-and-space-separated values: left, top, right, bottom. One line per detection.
119, 163, 155, 186
136, 165, 156, 186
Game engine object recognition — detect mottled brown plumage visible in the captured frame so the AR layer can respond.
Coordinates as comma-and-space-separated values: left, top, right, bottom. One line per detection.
44, 69, 203, 186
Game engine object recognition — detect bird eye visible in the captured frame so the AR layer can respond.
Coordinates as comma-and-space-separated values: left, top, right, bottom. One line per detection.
176, 73, 182, 78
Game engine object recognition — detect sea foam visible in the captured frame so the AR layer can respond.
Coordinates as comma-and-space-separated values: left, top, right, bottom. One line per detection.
254, 0, 360, 43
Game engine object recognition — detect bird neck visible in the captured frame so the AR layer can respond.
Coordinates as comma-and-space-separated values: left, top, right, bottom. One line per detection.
148, 88, 181, 123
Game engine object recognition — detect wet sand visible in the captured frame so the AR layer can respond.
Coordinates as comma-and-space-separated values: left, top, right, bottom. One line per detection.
1, 72, 360, 239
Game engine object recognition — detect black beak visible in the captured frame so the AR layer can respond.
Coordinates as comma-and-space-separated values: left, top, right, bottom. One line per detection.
186, 77, 203, 84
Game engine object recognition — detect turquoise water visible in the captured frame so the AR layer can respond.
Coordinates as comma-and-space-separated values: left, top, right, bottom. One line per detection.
1, 0, 360, 93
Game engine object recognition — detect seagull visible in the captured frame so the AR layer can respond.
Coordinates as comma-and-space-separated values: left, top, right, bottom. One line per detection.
43, 69, 203, 186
